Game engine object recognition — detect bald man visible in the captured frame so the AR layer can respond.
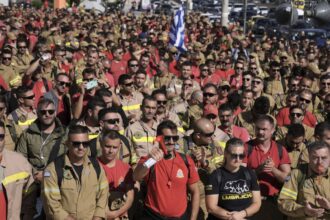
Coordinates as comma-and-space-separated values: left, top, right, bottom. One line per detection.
183, 118, 223, 219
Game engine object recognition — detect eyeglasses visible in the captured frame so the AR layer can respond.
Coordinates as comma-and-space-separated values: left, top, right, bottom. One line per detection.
202, 69, 209, 71
203, 93, 217, 98
157, 100, 167, 105
183, 83, 193, 87
124, 82, 133, 87
39, 109, 55, 115
0, 134, 4, 141
201, 131, 214, 137
252, 80, 262, 85
71, 141, 90, 148
230, 153, 245, 160
206, 114, 217, 120
272, 68, 281, 72
129, 64, 139, 67
290, 112, 303, 117
104, 118, 120, 125
164, 135, 179, 142
3, 57, 11, 60
235, 67, 244, 70
299, 97, 311, 104
58, 81, 71, 87
243, 78, 251, 81
221, 86, 230, 91
83, 78, 95, 82
22, 95, 35, 99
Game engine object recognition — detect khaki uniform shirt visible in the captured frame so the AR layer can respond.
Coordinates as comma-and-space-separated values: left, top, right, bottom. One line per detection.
1, 149, 34, 220
278, 167, 330, 220
118, 91, 144, 123
125, 120, 157, 158
278, 139, 309, 169
276, 124, 314, 143
7, 108, 37, 139
12, 53, 34, 74
0, 63, 21, 88
234, 110, 255, 138
153, 72, 175, 89
265, 78, 285, 97
42, 155, 109, 220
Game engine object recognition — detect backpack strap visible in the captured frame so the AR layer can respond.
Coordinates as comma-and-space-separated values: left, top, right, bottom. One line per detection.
243, 168, 252, 182
11, 110, 19, 124
42, 78, 49, 92
119, 134, 132, 164
54, 154, 66, 187
277, 142, 283, 160
88, 156, 101, 179
297, 163, 308, 190
89, 138, 98, 158
47, 137, 63, 165
178, 153, 190, 178
216, 168, 222, 186
247, 140, 254, 157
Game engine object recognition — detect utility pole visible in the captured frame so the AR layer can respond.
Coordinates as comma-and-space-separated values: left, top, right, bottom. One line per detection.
222, 0, 229, 26
243, 0, 247, 34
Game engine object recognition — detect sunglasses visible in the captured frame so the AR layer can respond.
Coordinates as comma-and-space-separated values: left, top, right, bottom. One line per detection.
157, 100, 167, 105
203, 93, 217, 98
83, 78, 95, 82
71, 141, 90, 148
206, 114, 217, 120
299, 97, 311, 104
0, 107, 4, 111
39, 109, 55, 115
325, 100, 330, 104
164, 135, 179, 142
201, 131, 214, 137
221, 86, 230, 91
124, 82, 134, 87
184, 83, 193, 87
250, 67, 257, 70
290, 112, 303, 117
252, 80, 262, 85
104, 118, 120, 125
321, 82, 330, 86
243, 78, 251, 81
0, 134, 4, 141
22, 95, 35, 99
129, 64, 139, 67
230, 153, 245, 160
58, 81, 71, 87
235, 67, 244, 70
3, 57, 11, 60
273, 68, 281, 72
202, 69, 209, 71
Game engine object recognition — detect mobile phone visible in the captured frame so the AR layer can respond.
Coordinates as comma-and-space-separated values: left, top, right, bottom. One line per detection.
41, 53, 52, 61
85, 79, 98, 90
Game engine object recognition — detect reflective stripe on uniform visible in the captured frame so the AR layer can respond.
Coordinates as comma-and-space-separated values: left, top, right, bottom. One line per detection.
132, 136, 155, 143
1, 171, 30, 186
89, 133, 99, 140
43, 188, 60, 195
211, 156, 223, 165
122, 104, 141, 111
218, 141, 226, 150
98, 181, 108, 191
18, 118, 36, 126
280, 187, 297, 200
119, 130, 124, 135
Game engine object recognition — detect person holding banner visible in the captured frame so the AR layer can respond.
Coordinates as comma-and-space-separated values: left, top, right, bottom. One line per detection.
133, 120, 200, 220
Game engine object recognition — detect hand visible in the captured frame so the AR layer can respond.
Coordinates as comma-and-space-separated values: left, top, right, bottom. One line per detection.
149, 147, 164, 162
33, 171, 43, 183
304, 201, 324, 218
191, 147, 206, 164
315, 195, 330, 210
98, 79, 109, 88
262, 157, 275, 173
228, 210, 246, 220
80, 82, 86, 95
107, 210, 120, 219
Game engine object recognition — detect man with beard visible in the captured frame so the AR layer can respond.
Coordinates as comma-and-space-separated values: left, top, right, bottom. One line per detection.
278, 141, 330, 220
43, 73, 72, 126
243, 115, 291, 220
117, 74, 144, 124
16, 98, 67, 218
203, 83, 219, 107
125, 96, 158, 160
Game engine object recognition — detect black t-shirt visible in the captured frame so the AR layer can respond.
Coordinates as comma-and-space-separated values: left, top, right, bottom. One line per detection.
72, 164, 84, 182
205, 166, 259, 219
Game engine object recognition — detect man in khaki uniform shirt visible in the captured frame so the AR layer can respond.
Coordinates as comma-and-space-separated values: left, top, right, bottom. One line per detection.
278, 124, 309, 169
0, 48, 21, 88
278, 141, 330, 220
12, 39, 34, 74
42, 125, 108, 220
125, 97, 158, 159
7, 86, 37, 141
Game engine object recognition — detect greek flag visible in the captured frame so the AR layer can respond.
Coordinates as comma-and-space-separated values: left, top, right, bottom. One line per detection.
169, 6, 187, 52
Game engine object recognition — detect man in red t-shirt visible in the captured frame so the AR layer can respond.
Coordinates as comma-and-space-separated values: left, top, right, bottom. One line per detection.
98, 130, 134, 219
242, 115, 291, 220
110, 46, 127, 85
133, 120, 200, 219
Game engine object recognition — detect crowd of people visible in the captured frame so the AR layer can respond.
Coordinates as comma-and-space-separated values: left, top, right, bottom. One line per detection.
0, 3, 329, 220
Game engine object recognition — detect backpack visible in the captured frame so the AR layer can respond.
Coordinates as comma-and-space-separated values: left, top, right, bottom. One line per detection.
296, 163, 308, 190
246, 140, 283, 160
54, 154, 101, 187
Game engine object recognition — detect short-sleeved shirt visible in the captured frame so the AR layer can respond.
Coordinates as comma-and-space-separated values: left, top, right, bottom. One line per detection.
139, 152, 200, 218
205, 166, 259, 219
219, 125, 250, 143
276, 107, 317, 128
243, 140, 291, 196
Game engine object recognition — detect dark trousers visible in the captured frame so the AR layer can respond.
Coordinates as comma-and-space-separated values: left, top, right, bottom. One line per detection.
141, 206, 188, 220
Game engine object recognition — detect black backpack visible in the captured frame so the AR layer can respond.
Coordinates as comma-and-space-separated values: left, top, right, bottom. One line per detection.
54, 154, 101, 187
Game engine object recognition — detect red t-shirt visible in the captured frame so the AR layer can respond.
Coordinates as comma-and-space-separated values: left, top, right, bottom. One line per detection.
200, 74, 221, 87
0, 189, 6, 220
168, 60, 180, 77
72, 93, 93, 117
110, 60, 127, 85
99, 159, 133, 192
219, 125, 250, 143
23, 78, 53, 108
276, 107, 317, 128
243, 140, 291, 196
139, 152, 200, 217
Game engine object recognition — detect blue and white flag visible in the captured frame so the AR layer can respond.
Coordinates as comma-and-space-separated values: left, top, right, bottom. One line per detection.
169, 6, 187, 52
